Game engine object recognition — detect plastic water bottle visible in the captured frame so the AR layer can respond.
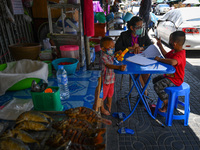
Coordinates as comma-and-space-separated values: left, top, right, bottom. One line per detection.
56, 65, 70, 100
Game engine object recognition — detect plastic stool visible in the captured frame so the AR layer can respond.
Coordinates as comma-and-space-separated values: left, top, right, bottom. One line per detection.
154, 82, 190, 126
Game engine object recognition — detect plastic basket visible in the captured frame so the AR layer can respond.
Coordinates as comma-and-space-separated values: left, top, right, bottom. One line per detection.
123, 12, 134, 22
0, 63, 41, 91
31, 86, 63, 111
43, 61, 52, 77
52, 58, 79, 75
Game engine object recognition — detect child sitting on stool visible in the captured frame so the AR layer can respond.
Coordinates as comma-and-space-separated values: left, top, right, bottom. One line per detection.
100, 37, 127, 115
153, 31, 186, 113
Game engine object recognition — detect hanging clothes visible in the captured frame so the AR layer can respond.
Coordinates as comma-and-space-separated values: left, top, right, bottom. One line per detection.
83, 0, 94, 36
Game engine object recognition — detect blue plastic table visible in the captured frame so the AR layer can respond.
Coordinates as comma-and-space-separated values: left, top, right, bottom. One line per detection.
114, 53, 175, 127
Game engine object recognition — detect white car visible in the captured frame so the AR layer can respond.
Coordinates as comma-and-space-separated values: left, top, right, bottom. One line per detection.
132, 6, 140, 16
155, 7, 200, 50
155, 4, 170, 15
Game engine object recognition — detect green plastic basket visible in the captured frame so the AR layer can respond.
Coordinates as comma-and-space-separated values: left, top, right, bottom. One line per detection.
43, 61, 53, 77
31, 86, 63, 111
0, 63, 40, 91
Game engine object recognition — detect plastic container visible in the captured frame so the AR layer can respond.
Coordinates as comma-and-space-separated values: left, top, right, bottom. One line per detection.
60, 45, 79, 59
123, 12, 134, 22
114, 12, 123, 19
43, 61, 52, 77
106, 12, 114, 22
56, 65, 70, 100
31, 86, 63, 111
94, 23, 106, 37
95, 12, 106, 23
52, 58, 79, 75
94, 44, 101, 53
0, 63, 41, 91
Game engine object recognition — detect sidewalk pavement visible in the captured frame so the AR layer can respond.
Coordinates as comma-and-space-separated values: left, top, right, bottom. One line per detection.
103, 65, 200, 150
103, 32, 200, 149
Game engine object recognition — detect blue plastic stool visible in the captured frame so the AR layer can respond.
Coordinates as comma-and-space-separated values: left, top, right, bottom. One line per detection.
154, 82, 190, 126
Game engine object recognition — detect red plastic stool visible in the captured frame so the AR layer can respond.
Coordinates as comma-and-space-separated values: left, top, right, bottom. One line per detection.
154, 82, 190, 126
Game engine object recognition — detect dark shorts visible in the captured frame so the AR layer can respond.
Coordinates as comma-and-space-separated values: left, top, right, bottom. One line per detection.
153, 75, 176, 101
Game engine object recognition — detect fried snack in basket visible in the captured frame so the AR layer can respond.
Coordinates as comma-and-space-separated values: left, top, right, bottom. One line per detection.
46, 127, 105, 148
15, 121, 49, 131
0, 137, 30, 150
64, 107, 112, 125
2, 129, 39, 146
16, 111, 53, 124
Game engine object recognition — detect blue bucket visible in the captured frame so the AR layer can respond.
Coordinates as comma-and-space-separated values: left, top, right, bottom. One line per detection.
123, 12, 134, 22
52, 58, 79, 75
106, 12, 114, 22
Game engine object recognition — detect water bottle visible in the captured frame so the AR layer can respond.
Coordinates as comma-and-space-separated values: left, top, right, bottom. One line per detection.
56, 65, 70, 100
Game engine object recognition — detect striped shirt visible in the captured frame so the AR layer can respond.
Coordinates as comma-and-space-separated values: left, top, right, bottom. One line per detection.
101, 52, 115, 84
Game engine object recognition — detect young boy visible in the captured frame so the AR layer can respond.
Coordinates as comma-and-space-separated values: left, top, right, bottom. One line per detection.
153, 31, 186, 113
100, 37, 127, 115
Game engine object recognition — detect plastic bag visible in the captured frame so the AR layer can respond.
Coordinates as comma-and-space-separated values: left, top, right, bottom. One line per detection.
0, 98, 33, 120
43, 38, 51, 50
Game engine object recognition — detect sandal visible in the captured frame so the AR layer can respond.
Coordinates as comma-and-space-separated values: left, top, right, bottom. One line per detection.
112, 112, 126, 119
118, 127, 134, 135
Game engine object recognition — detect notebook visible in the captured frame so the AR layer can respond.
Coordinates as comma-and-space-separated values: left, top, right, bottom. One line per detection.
126, 55, 157, 65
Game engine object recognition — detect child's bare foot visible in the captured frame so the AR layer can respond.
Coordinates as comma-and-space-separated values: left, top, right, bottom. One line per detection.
106, 103, 111, 112
159, 106, 167, 113
101, 109, 110, 116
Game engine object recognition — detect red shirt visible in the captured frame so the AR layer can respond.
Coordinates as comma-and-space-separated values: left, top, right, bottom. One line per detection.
164, 49, 186, 86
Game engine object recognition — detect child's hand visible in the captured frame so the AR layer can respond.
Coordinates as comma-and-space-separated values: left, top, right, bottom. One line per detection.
156, 37, 162, 48
120, 65, 127, 71
154, 56, 160, 61
114, 50, 122, 57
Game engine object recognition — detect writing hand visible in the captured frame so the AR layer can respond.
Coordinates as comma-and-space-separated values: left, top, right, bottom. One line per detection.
156, 37, 162, 48
154, 56, 160, 61
134, 47, 141, 54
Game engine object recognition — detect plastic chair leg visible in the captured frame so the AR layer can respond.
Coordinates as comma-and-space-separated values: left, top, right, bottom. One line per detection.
184, 93, 190, 126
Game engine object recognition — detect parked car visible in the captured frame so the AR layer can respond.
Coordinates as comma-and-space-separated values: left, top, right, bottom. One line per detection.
132, 6, 140, 15
155, 4, 170, 15
155, 7, 200, 50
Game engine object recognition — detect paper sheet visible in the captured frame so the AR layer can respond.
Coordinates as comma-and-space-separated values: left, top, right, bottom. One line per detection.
140, 44, 164, 58
126, 55, 157, 65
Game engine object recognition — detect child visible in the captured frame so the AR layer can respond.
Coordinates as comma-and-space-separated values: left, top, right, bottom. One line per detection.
100, 37, 127, 115
153, 31, 186, 113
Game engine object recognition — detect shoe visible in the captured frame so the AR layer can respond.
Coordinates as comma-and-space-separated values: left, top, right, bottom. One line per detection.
118, 127, 134, 135
112, 112, 126, 119
144, 104, 156, 114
